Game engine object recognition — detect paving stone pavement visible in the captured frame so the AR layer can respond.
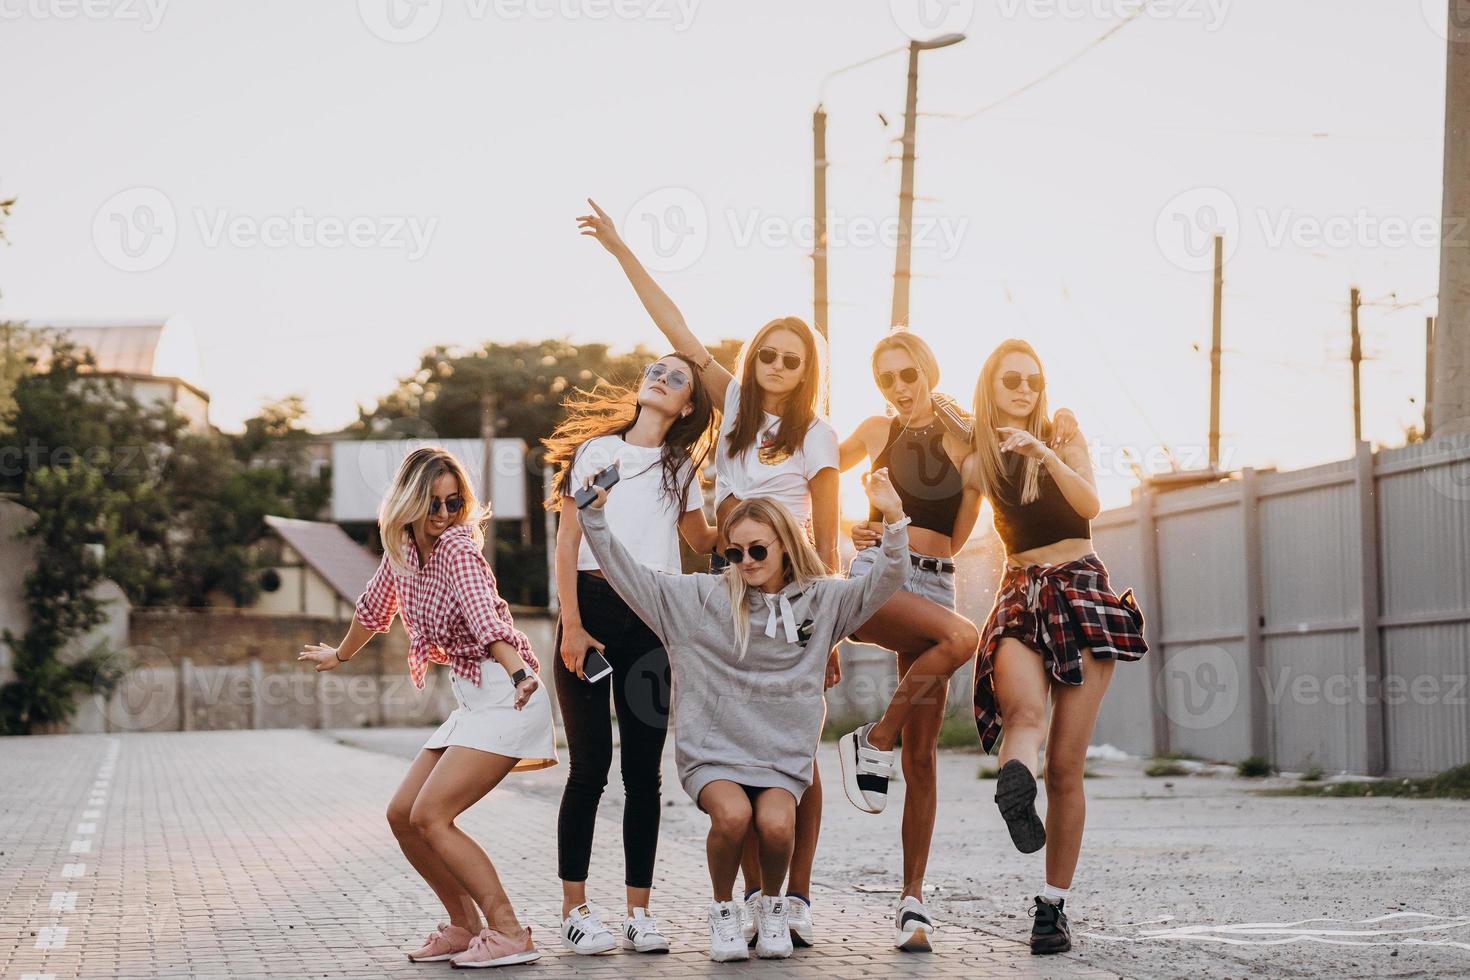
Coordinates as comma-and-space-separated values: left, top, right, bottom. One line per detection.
1, 729, 1122, 980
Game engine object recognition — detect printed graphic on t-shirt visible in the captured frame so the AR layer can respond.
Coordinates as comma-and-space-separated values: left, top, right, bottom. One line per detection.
757, 424, 793, 466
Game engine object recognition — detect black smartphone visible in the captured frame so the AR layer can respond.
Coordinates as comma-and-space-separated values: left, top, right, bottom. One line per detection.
582, 646, 613, 683
574, 463, 622, 510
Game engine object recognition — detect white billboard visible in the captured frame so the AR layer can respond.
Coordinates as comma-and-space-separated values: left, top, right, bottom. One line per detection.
331, 438, 530, 523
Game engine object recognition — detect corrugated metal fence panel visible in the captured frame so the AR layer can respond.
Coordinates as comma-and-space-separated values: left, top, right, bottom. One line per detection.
1377, 441, 1470, 774
1090, 512, 1155, 757
1258, 476, 1365, 772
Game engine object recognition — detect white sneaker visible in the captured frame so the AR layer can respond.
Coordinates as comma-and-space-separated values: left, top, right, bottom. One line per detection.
560, 903, 616, 955
708, 900, 749, 962
741, 891, 761, 946
838, 722, 895, 813
895, 895, 936, 952
622, 907, 670, 953
754, 895, 794, 959
787, 894, 815, 948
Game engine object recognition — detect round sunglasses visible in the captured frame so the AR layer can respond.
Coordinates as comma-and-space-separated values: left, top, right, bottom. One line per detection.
722, 542, 769, 565
756, 346, 803, 372
878, 367, 921, 390
1000, 371, 1045, 393
643, 362, 691, 390
428, 495, 464, 517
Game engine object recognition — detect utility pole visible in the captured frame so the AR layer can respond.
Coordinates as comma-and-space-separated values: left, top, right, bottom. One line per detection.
1432, 1, 1470, 435
1426, 315, 1437, 437
1209, 234, 1223, 470
480, 388, 497, 572
889, 33, 965, 329
813, 105, 829, 342
1350, 287, 1364, 445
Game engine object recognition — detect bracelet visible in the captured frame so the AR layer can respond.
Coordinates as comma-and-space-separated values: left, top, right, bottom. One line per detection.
335, 649, 349, 663
511, 667, 529, 685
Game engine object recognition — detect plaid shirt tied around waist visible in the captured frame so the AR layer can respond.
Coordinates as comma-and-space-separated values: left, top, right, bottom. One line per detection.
354, 524, 539, 691
973, 553, 1146, 754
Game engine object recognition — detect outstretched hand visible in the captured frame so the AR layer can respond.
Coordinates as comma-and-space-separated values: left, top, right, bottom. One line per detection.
862, 467, 904, 523
577, 198, 626, 256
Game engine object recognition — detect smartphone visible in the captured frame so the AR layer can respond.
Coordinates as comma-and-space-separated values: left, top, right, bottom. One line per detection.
582, 646, 613, 683
574, 463, 622, 510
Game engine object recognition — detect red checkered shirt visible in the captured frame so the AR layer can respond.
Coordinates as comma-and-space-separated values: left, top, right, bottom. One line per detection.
354, 523, 539, 691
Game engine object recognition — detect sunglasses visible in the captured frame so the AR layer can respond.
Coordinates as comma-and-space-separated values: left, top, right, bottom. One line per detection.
878, 367, 920, 390
722, 542, 769, 565
428, 495, 464, 517
1000, 371, 1045, 394
756, 347, 803, 372
644, 362, 691, 390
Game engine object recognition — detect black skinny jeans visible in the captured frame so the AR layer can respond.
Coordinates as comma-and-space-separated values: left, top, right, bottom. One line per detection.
554, 571, 671, 889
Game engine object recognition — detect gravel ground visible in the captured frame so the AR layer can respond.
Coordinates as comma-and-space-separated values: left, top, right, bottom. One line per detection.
331, 727, 1470, 979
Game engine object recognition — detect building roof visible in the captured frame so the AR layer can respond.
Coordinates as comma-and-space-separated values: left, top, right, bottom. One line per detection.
264, 515, 379, 604
29, 316, 203, 387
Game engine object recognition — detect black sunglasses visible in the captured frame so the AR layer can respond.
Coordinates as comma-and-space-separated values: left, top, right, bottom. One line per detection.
644, 362, 691, 390
1001, 371, 1045, 393
756, 346, 803, 372
723, 543, 769, 565
428, 495, 464, 517
878, 367, 920, 390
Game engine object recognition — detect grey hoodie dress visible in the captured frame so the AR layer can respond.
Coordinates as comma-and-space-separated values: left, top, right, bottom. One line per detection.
579, 504, 910, 805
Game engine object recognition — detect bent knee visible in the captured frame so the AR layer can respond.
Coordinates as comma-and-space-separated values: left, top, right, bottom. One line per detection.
942, 623, 981, 663
386, 802, 414, 836
407, 803, 450, 836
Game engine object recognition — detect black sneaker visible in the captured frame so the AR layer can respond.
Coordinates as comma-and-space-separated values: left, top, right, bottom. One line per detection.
1028, 896, 1071, 955
994, 759, 1046, 853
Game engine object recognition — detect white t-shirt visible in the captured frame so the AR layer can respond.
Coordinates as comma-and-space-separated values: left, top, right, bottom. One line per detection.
569, 435, 704, 574
713, 382, 840, 529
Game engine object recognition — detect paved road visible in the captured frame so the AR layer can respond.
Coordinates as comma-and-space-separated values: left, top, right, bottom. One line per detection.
4, 727, 1467, 979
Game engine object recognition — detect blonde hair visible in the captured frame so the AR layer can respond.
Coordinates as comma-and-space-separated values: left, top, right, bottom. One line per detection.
721, 497, 831, 658
969, 339, 1052, 506
378, 447, 489, 574
871, 329, 940, 390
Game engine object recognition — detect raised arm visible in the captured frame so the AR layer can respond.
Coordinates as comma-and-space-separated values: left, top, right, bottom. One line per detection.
578, 197, 734, 404
578, 491, 688, 640
829, 469, 911, 637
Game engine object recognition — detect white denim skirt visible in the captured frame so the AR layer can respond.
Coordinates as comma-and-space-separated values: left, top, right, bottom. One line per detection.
422, 665, 558, 772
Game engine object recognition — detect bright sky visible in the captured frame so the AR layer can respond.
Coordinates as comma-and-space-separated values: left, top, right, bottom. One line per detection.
0, 0, 1451, 513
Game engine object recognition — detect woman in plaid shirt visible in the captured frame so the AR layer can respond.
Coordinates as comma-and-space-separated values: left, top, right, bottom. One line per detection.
298, 447, 555, 969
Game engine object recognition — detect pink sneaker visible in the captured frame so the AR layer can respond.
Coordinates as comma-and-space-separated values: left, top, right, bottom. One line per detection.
450, 927, 541, 968
407, 922, 474, 962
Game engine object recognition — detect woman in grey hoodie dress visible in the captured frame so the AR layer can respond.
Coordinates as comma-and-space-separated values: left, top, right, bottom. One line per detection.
578, 468, 911, 963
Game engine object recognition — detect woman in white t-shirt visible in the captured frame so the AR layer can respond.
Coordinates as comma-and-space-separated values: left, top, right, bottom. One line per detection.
579, 197, 839, 948
541, 352, 720, 956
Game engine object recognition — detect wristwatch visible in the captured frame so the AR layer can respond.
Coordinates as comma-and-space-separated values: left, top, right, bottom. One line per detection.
510, 668, 529, 685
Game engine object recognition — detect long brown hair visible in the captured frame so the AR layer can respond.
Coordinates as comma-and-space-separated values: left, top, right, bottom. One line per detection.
724, 316, 826, 461
542, 352, 716, 511
969, 339, 1052, 506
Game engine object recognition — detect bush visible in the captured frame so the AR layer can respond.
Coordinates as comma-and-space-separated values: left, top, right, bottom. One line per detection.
1237, 756, 1274, 778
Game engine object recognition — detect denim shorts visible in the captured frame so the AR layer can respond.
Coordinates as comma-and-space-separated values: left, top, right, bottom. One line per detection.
847, 546, 957, 610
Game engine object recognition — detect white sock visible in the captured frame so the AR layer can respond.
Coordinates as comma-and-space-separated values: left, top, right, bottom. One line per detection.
1040, 883, 1069, 904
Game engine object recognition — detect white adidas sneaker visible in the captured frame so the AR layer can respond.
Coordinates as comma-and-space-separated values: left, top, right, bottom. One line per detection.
560, 903, 616, 955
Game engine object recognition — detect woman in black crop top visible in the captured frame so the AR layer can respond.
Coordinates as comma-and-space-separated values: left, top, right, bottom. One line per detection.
964, 338, 1147, 956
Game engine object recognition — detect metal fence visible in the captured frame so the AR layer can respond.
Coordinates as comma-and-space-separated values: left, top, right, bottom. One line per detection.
1087, 439, 1470, 776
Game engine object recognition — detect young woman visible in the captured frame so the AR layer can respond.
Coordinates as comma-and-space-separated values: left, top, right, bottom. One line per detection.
297, 447, 556, 969
834, 330, 1077, 950
965, 339, 1147, 955
577, 468, 912, 962
541, 353, 719, 955
579, 198, 839, 946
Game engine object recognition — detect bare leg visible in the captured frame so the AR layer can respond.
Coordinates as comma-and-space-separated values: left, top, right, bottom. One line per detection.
739, 829, 761, 897
786, 761, 820, 897
1043, 655, 1115, 889
408, 747, 523, 935
386, 747, 483, 934
751, 789, 798, 896
991, 638, 1050, 777
855, 591, 979, 752
699, 781, 755, 902
894, 649, 947, 900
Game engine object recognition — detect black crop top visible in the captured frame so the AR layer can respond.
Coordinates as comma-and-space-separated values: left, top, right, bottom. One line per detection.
989, 452, 1091, 553
867, 417, 965, 535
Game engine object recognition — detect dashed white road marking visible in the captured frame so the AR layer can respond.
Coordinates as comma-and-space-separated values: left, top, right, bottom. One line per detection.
20, 973, 58, 979
49, 892, 77, 912
68, 839, 91, 854
1083, 912, 1470, 950
76, 822, 96, 834
61, 864, 86, 877
35, 926, 68, 949
82, 809, 100, 819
